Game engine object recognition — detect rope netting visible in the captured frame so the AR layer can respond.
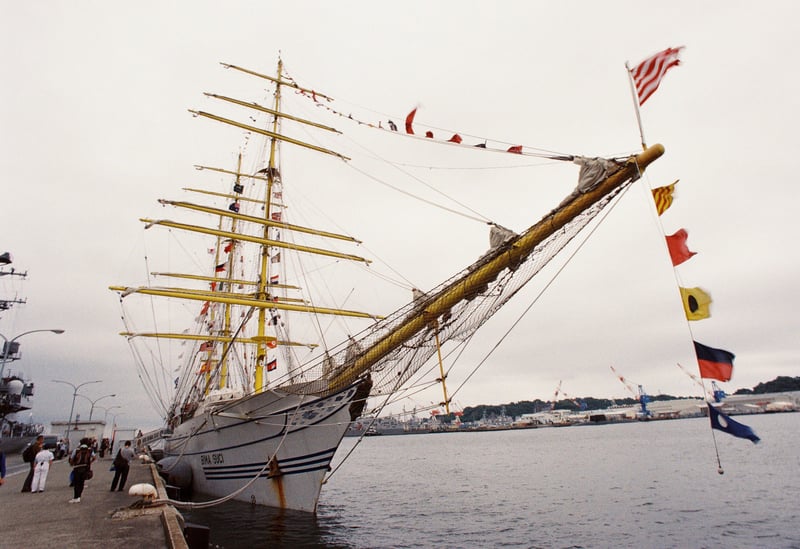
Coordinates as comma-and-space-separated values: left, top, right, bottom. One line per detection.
273, 176, 632, 399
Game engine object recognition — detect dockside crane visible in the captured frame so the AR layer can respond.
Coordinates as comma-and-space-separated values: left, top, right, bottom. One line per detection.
610, 366, 652, 418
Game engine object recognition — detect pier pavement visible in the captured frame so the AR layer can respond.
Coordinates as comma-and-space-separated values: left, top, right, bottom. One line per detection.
0, 451, 188, 548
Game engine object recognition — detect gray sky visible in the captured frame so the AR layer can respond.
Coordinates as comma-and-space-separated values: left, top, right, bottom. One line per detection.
1, 1, 798, 430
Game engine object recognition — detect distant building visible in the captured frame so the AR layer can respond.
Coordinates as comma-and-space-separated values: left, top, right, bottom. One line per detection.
50, 420, 105, 449
719, 391, 799, 415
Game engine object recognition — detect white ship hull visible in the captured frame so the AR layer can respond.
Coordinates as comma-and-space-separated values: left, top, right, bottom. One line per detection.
164, 383, 358, 513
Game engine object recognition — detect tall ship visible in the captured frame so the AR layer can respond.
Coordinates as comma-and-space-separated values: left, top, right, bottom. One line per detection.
111, 58, 663, 513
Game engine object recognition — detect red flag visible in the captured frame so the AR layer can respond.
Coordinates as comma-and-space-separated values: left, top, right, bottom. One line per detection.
448, 134, 462, 144
271, 211, 282, 222
199, 341, 212, 352
223, 241, 233, 253
267, 340, 277, 349
266, 358, 278, 371
665, 228, 696, 266
200, 301, 210, 315
694, 341, 734, 382
507, 145, 523, 154
215, 263, 226, 272
405, 108, 417, 134
270, 274, 279, 284
630, 47, 683, 106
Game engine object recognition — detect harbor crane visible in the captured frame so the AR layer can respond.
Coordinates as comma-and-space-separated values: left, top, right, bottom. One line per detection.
610, 366, 651, 418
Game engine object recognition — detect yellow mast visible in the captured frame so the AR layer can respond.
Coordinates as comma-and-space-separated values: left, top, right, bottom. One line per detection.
158, 200, 361, 243
108, 285, 378, 319
217, 154, 245, 389
329, 144, 665, 391
139, 218, 370, 264
254, 58, 283, 393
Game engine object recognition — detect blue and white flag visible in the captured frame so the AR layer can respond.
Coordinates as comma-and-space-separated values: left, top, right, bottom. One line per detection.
708, 404, 760, 444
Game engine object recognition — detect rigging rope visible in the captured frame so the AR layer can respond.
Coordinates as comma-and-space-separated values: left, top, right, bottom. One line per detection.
446, 179, 636, 403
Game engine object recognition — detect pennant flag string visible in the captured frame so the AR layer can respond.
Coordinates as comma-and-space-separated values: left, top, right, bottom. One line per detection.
284, 73, 573, 161
630, 47, 760, 461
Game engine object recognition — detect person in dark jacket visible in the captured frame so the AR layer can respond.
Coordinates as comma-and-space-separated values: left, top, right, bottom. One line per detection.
110, 440, 136, 491
68, 438, 95, 503
21, 435, 43, 493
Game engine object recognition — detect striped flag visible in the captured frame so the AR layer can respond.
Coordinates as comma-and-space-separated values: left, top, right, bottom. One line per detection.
631, 47, 684, 106
651, 180, 678, 215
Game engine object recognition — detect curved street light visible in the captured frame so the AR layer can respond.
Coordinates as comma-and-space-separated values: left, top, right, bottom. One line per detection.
0, 329, 65, 377
95, 404, 122, 424
51, 379, 101, 440
76, 392, 116, 420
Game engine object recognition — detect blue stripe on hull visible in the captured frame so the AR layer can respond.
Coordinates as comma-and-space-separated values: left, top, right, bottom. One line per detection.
202, 447, 337, 480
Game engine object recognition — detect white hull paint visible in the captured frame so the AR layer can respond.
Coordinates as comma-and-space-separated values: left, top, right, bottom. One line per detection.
164, 383, 358, 513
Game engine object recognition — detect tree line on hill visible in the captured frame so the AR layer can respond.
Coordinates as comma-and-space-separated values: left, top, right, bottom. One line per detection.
449, 376, 800, 425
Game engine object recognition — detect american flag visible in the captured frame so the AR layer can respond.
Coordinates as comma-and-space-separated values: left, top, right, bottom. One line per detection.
630, 47, 683, 106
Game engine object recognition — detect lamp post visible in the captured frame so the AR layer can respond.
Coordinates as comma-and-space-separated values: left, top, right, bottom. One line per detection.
94, 405, 122, 441
0, 329, 65, 377
51, 379, 101, 442
76, 392, 116, 420
95, 404, 122, 424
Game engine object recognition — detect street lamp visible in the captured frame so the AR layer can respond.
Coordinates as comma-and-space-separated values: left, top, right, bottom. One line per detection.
94, 405, 122, 440
76, 392, 116, 420
51, 379, 101, 441
0, 329, 65, 377
95, 404, 122, 424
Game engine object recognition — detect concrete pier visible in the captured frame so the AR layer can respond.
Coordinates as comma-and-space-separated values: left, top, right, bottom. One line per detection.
0, 451, 188, 548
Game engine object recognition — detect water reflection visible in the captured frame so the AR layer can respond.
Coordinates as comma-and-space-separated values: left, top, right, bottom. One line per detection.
182, 499, 353, 548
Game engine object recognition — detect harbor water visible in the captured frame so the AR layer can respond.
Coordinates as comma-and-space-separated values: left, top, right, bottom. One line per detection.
182, 413, 800, 548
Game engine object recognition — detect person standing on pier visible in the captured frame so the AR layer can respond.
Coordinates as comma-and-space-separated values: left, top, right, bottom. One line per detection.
110, 440, 136, 492
31, 444, 55, 492
21, 435, 43, 493
0, 450, 6, 486
68, 439, 94, 503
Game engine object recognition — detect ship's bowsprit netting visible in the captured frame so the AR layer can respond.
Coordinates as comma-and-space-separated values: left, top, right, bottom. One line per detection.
279, 181, 630, 399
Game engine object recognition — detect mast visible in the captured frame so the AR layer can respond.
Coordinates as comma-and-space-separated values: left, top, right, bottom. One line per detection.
330, 144, 665, 391
218, 153, 245, 390
254, 58, 284, 393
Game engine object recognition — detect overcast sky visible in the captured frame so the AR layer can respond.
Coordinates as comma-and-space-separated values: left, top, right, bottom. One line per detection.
1, 1, 798, 431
